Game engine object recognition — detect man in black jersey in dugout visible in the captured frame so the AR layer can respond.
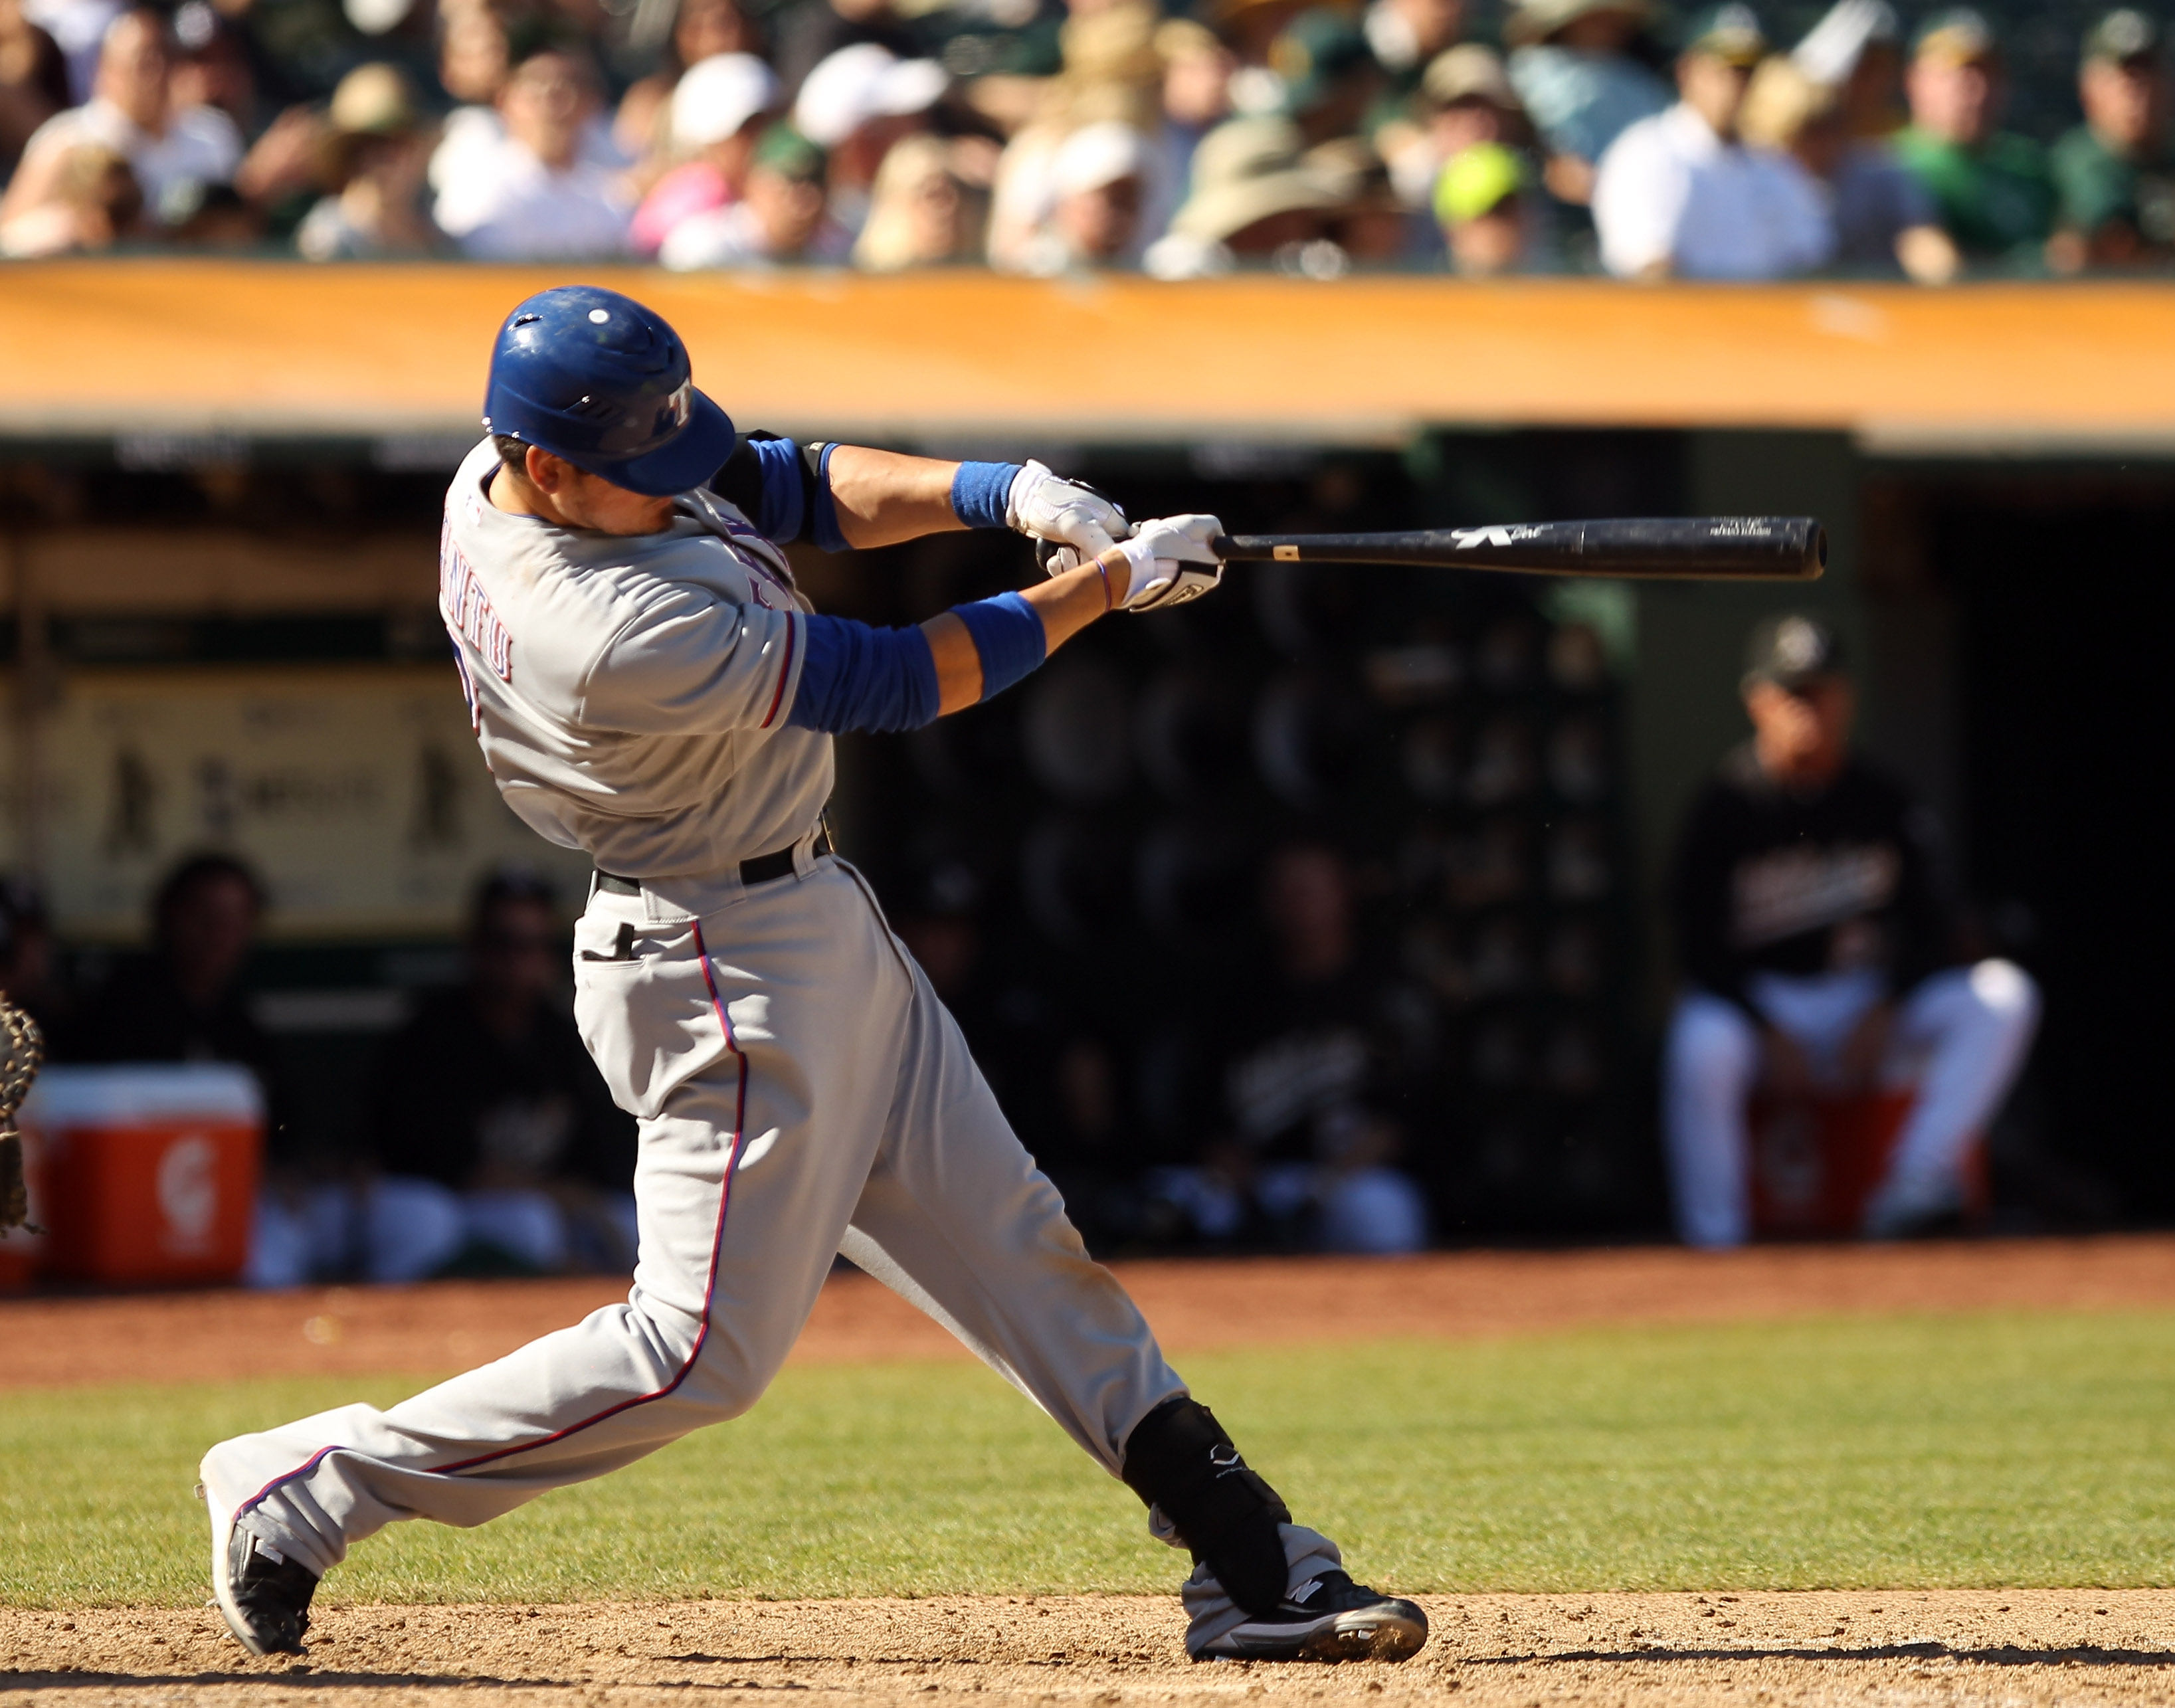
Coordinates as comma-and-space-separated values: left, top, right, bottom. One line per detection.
1663, 613, 2039, 1246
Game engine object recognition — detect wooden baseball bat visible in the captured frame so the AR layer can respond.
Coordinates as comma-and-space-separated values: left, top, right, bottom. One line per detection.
1210, 517, 1825, 581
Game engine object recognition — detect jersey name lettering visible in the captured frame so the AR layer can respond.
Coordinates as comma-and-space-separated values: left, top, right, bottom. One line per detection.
439, 517, 514, 682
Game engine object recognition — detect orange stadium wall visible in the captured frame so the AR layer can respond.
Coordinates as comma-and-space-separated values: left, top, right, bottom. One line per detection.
4, 263, 2175, 446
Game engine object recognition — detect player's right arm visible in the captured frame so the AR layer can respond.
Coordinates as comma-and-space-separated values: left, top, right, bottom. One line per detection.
784, 515, 1224, 732
917, 516, 1223, 715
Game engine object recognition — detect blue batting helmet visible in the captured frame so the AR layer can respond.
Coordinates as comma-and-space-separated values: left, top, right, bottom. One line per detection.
482, 285, 735, 497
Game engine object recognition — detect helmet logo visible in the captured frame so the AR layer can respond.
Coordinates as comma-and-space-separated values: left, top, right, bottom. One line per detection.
666, 381, 692, 430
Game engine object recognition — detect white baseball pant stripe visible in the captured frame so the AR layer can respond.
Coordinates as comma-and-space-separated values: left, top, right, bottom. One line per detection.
202, 856, 1188, 1578
1663, 959, 2041, 1248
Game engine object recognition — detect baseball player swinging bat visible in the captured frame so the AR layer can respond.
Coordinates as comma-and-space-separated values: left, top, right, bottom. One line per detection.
198, 286, 1424, 1672
1045, 517, 1824, 582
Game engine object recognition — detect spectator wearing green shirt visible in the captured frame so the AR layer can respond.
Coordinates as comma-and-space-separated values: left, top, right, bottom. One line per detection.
1893, 9, 2055, 266
2049, 9, 2174, 272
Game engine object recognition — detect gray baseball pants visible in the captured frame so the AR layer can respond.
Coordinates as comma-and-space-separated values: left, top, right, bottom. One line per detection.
201, 854, 1190, 1579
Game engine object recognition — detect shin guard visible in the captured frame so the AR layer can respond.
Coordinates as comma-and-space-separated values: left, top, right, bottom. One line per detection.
1119, 1396, 1292, 1616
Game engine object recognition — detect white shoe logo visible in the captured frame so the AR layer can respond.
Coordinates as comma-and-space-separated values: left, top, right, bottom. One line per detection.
1289, 1578, 1321, 1604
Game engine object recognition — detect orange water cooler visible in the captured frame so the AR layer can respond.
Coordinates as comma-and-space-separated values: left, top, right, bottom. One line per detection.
18, 1065, 264, 1286
1748, 1089, 1986, 1238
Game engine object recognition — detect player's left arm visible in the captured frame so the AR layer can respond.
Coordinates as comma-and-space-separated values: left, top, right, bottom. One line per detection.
711, 434, 1129, 556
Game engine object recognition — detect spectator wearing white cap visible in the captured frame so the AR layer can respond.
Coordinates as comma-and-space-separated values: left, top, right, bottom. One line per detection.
432, 46, 632, 259
1592, 3, 1831, 277
613, 0, 759, 163
1005, 118, 1157, 272
630, 50, 777, 256
791, 39, 946, 234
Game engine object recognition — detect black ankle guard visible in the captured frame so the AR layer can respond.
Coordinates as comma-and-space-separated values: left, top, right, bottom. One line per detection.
1119, 1396, 1291, 1616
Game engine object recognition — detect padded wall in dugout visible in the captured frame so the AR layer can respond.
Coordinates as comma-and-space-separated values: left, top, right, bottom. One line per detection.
835, 441, 1659, 1249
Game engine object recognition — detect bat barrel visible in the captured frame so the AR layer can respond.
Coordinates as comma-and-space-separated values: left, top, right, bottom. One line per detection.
1212, 517, 1826, 581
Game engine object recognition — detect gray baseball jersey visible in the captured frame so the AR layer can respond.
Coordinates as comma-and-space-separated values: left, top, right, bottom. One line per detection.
199, 438, 1285, 1646
438, 437, 828, 877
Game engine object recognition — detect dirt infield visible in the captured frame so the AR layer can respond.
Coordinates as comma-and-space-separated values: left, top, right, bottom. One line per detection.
8, 1235, 2175, 1391
7, 1590, 2174, 1707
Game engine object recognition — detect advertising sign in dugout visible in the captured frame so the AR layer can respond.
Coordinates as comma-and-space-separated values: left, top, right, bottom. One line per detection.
3, 666, 590, 939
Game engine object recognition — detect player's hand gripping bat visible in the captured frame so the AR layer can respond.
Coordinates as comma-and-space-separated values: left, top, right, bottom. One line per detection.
1041, 517, 1824, 582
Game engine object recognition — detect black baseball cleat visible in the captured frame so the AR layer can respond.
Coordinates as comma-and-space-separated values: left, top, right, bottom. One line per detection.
1190, 1570, 1428, 1663
205, 1491, 318, 1656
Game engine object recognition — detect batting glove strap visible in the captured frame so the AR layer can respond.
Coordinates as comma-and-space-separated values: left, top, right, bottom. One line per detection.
1120, 1396, 1294, 1617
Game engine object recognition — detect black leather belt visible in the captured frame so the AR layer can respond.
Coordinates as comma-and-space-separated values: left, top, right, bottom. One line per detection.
596, 826, 830, 897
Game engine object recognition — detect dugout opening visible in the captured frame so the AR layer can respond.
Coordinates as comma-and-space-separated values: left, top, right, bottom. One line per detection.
1, 430, 2166, 1248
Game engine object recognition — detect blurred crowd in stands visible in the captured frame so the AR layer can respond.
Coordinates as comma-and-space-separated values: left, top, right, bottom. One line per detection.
1, 0, 2171, 274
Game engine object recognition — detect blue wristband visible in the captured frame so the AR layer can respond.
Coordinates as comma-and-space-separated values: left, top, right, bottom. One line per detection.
951, 591, 1047, 701
951, 461, 1024, 531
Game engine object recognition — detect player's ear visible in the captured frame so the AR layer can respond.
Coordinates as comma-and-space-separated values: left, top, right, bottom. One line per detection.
525, 445, 573, 494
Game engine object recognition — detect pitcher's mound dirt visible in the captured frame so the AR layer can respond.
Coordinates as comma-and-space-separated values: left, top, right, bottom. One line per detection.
7, 1591, 2172, 1707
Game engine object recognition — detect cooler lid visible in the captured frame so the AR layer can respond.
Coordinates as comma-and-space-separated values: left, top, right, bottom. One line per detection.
22, 1064, 266, 1126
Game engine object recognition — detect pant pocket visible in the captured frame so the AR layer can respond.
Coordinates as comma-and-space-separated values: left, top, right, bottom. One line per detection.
574, 921, 729, 1122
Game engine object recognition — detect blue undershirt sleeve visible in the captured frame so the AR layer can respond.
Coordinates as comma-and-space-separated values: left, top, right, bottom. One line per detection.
950, 591, 1047, 701
950, 461, 1024, 531
785, 613, 940, 733
745, 436, 808, 542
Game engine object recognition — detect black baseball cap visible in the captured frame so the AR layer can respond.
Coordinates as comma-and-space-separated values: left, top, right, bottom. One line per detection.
1743, 612, 1845, 691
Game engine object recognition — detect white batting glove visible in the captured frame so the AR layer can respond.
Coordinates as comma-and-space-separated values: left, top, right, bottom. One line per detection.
1095, 514, 1226, 612
1007, 460, 1131, 559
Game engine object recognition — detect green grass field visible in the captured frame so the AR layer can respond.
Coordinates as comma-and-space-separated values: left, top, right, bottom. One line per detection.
7, 1310, 2174, 1608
